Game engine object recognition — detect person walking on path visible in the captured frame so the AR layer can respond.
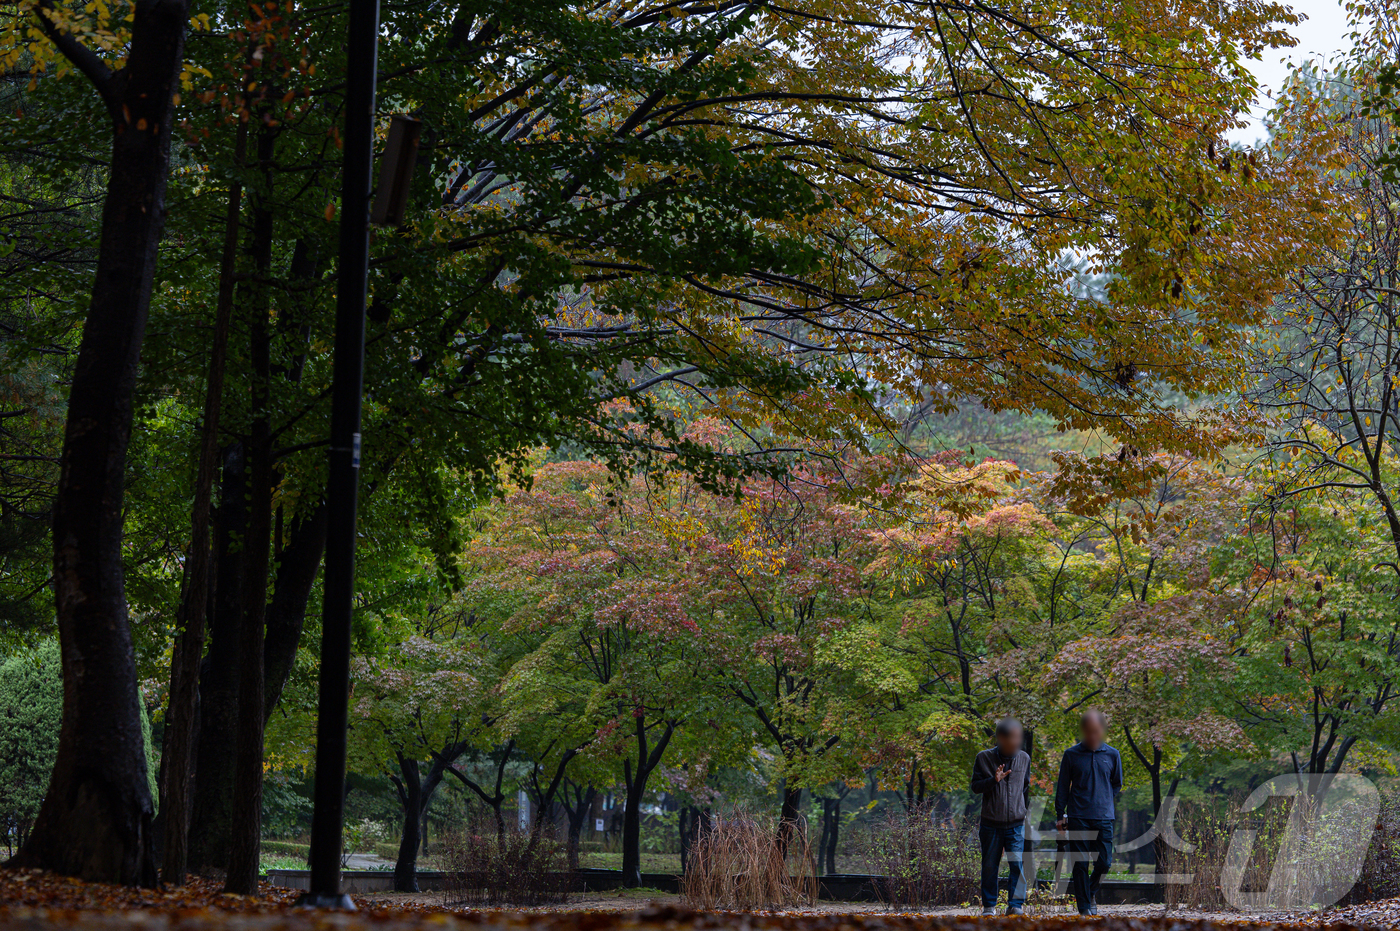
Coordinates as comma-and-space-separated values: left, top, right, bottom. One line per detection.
1054, 710, 1124, 916
970, 718, 1031, 916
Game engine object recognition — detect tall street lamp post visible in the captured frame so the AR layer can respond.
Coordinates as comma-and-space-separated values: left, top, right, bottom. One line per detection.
296, 0, 379, 907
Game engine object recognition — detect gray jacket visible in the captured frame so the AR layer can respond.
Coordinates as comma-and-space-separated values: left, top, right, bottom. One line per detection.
970, 747, 1030, 825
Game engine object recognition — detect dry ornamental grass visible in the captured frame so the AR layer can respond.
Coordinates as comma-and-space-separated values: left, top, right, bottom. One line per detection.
681, 813, 817, 910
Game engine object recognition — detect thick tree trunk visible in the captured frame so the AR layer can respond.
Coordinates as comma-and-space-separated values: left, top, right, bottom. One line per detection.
10, 0, 189, 884
224, 143, 276, 893
679, 805, 710, 876
392, 744, 463, 891
187, 467, 325, 874
621, 763, 643, 887
180, 220, 324, 875
159, 122, 247, 887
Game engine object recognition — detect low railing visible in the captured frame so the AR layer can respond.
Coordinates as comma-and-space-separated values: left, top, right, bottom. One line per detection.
265, 868, 1165, 903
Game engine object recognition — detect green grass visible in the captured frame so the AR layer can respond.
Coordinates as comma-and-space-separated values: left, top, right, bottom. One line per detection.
578, 852, 681, 874
608, 887, 674, 899
260, 854, 309, 872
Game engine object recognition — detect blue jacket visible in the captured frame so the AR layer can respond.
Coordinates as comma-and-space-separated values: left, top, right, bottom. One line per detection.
1054, 742, 1123, 820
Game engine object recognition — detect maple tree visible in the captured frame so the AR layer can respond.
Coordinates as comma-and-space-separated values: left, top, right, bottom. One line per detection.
348, 616, 495, 892
462, 457, 717, 886
685, 471, 878, 841
1037, 457, 1252, 867
856, 455, 1062, 794
1218, 493, 1400, 786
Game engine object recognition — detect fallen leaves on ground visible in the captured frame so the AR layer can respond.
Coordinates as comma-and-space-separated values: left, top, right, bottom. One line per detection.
0, 870, 302, 913
1319, 903, 1400, 931
4, 870, 1400, 931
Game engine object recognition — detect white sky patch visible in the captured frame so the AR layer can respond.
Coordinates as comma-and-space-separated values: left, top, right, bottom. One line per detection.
1228, 0, 1355, 144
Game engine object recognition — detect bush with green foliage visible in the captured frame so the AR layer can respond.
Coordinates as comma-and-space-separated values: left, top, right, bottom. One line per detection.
0, 639, 158, 856
261, 775, 313, 839
0, 641, 61, 855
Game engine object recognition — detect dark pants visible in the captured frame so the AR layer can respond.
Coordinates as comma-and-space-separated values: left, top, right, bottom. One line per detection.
978, 822, 1025, 910
1067, 817, 1114, 914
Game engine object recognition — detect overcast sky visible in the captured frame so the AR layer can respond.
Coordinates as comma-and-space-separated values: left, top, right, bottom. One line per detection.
1228, 0, 1355, 143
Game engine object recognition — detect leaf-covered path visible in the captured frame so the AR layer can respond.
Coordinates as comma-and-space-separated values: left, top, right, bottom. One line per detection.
4, 870, 1400, 931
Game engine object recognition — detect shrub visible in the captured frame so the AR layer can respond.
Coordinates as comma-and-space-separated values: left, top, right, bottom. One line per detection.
0, 640, 158, 857
441, 824, 572, 907
0, 642, 62, 857
1165, 788, 1393, 911
261, 840, 310, 859
1337, 787, 1400, 905
262, 775, 313, 840
342, 818, 390, 865
681, 812, 816, 910
864, 804, 977, 908
641, 811, 681, 854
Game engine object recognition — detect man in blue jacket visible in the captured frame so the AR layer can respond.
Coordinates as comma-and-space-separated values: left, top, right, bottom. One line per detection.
1054, 710, 1123, 916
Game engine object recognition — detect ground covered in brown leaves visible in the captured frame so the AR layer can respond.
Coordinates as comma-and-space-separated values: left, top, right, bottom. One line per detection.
0, 871, 305, 913
5, 869, 1400, 931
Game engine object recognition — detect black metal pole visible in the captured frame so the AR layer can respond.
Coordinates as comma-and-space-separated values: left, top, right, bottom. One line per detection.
296, 0, 378, 908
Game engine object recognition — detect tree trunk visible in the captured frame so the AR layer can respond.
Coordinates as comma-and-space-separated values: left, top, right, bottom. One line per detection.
820, 796, 841, 875
159, 121, 247, 887
187, 444, 246, 874
260, 233, 327, 719
620, 720, 674, 887
778, 783, 803, 855
11, 0, 190, 883
187, 469, 325, 874
179, 216, 323, 875
224, 139, 276, 893
393, 756, 423, 893
678, 806, 693, 876
262, 501, 328, 718
621, 761, 643, 887
392, 743, 464, 891
678, 805, 711, 876
563, 784, 595, 872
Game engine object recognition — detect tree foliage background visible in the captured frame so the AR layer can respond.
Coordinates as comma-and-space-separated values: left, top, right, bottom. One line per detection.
0, 0, 1398, 894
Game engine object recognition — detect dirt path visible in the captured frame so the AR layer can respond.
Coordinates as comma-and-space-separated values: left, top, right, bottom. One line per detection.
354, 889, 1306, 924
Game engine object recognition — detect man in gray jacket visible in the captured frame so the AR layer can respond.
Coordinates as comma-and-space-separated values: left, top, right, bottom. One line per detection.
969, 718, 1031, 915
